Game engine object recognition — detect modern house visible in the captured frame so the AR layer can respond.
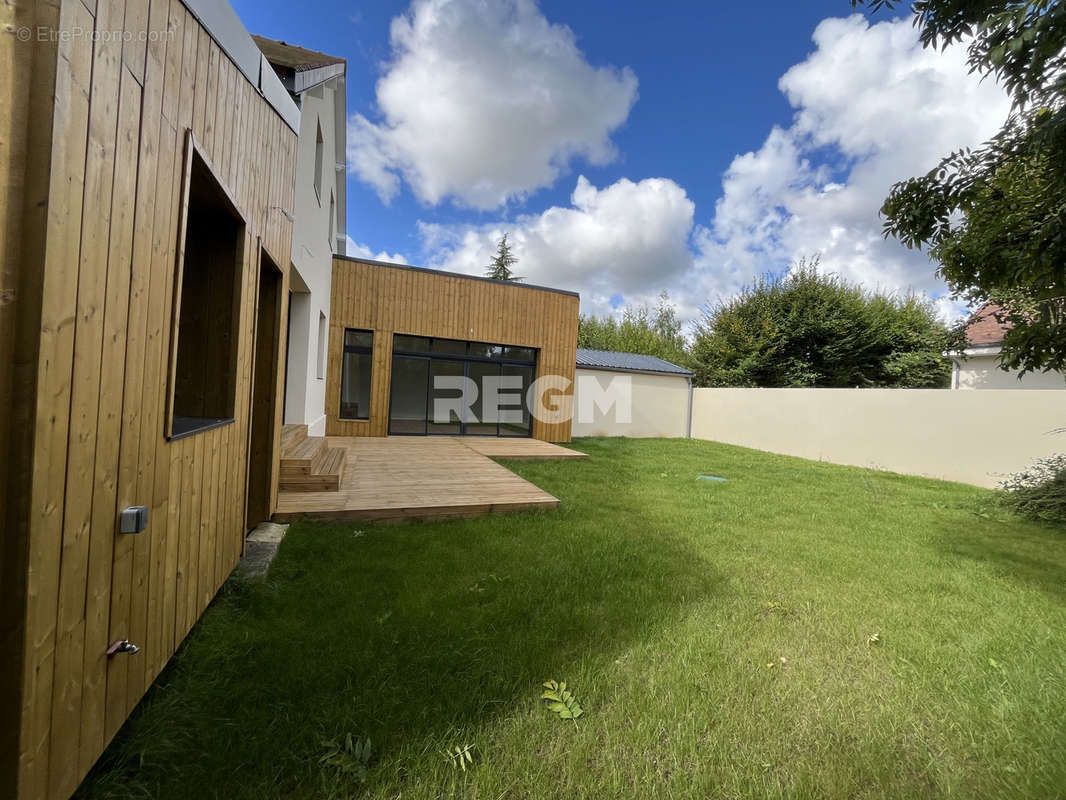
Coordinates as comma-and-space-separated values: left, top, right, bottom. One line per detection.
1, 3, 583, 798
950, 302, 1065, 389
2, 2, 302, 798
253, 36, 347, 439
326, 257, 580, 443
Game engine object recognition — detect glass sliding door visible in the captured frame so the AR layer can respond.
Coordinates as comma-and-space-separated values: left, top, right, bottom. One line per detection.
387, 334, 538, 437
465, 361, 500, 436
499, 364, 534, 436
427, 359, 464, 434
388, 355, 429, 434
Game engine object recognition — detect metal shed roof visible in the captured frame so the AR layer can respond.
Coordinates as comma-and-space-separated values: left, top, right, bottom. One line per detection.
576, 348, 693, 376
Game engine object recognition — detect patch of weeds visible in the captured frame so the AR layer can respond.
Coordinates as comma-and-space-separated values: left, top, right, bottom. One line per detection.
319, 734, 372, 783
541, 680, 584, 720
444, 744, 475, 771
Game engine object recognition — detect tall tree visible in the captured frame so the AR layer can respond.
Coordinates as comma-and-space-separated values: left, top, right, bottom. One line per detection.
485, 234, 523, 282
578, 292, 693, 369
852, 0, 1066, 374
691, 259, 955, 388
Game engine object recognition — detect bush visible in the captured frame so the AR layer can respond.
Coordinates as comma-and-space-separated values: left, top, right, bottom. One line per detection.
999, 455, 1066, 527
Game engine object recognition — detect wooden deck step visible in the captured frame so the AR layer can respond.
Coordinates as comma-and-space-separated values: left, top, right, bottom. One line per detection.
280, 435, 327, 476
279, 446, 345, 492
281, 424, 308, 456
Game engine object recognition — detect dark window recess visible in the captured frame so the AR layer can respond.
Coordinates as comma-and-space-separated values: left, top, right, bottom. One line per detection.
340, 329, 374, 420
170, 152, 244, 438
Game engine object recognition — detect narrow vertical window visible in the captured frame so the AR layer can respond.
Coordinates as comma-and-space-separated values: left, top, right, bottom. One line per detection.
317, 312, 327, 380
340, 329, 373, 420
313, 117, 324, 203
328, 191, 335, 252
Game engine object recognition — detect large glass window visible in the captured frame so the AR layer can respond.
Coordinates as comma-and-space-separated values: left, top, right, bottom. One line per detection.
340, 329, 373, 420
387, 334, 537, 436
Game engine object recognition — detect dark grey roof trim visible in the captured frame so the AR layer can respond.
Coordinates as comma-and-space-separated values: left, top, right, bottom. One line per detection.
334, 254, 580, 299
576, 348, 693, 376
180, 0, 300, 133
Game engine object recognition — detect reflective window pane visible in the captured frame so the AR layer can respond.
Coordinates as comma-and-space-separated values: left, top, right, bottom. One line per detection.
340, 349, 373, 419
394, 334, 430, 352
431, 338, 467, 356
499, 364, 533, 435
467, 342, 502, 359
501, 346, 536, 363
344, 329, 372, 350
428, 359, 465, 434
466, 361, 500, 435
388, 356, 428, 434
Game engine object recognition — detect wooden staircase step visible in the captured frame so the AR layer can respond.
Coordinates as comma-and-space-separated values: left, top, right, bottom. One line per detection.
280, 435, 327, 475
280, 424, 308, 456
279, 446, 345, 492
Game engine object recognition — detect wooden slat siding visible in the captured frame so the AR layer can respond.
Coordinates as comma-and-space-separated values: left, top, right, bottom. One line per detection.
120, 0, 148, 85
44, 0, 126, 793
116, 0, 167, 724
5, 1, 299, 796
58, 57, 139, 800
131, 0, 171, 710
325, 259, 580, 442
1, 0, 65, 793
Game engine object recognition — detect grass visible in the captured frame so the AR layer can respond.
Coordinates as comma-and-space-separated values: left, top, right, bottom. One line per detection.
77, 438, 1066, 799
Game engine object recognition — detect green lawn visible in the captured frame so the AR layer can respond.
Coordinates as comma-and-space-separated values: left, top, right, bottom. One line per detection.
78, 438, 1066, 799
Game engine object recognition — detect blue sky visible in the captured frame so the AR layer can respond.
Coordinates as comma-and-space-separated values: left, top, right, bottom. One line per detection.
231, 0, 1010, 321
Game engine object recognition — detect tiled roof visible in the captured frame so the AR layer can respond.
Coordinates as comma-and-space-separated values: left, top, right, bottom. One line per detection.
965, 302, 1012, 347
576, 348, 693, 376
252, 35, 345, 72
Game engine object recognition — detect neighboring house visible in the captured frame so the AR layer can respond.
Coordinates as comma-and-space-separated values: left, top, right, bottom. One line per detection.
254, 36, 347, 437
2, 2, 302, 798
326, 257, 579, 442
573, 349, 694, 438
950, 303, 1065, 389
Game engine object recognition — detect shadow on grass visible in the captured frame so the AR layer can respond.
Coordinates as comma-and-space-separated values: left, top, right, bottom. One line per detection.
934, 513, 1066, 602
77, 478, 721, 798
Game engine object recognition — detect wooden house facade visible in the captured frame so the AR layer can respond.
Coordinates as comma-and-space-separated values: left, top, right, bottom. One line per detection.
1, 1, 299, 797
326, 257, 580, 443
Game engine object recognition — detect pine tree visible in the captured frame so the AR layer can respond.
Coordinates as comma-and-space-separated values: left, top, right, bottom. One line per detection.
485, 234, 523, 282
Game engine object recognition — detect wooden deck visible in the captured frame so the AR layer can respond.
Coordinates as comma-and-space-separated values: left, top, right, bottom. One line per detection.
273, 437, 587, 522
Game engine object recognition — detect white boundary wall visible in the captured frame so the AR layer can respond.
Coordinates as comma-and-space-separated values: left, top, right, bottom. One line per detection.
691, 388, 1064, 488
572, 369, 691, 438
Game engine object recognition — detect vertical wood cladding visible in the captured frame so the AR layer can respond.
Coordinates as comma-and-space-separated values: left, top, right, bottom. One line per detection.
326, 258, 580, 443
2, 2, 297, 798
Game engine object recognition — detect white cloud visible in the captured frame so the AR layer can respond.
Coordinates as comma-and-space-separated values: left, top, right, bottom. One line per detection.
419, 175, 696, 316
694, 15, 1012, 307
344, 236, 408, 265
416, 15, 1011, 323
348, 0, 638, 209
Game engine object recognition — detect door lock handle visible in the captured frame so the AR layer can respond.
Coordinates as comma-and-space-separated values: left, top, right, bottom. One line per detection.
107, 639, 140, 656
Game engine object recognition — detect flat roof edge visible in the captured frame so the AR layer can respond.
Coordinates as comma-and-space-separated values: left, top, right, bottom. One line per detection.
576, 364, 693, 377
333, 254, 581, 299
181, 0, 301, 133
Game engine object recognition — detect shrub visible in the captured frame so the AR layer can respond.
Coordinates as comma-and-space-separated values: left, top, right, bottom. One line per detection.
999, 455, 1066, 527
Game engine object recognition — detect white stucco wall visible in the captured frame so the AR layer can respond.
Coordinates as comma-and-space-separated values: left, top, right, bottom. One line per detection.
284, 74, 345, 436
572, 369, 691, 438
952, 353, 1065, 390
691, 388, 1065, 488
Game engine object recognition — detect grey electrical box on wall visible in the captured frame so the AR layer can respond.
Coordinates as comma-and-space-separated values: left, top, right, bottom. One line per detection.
119, 506, 149, 534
